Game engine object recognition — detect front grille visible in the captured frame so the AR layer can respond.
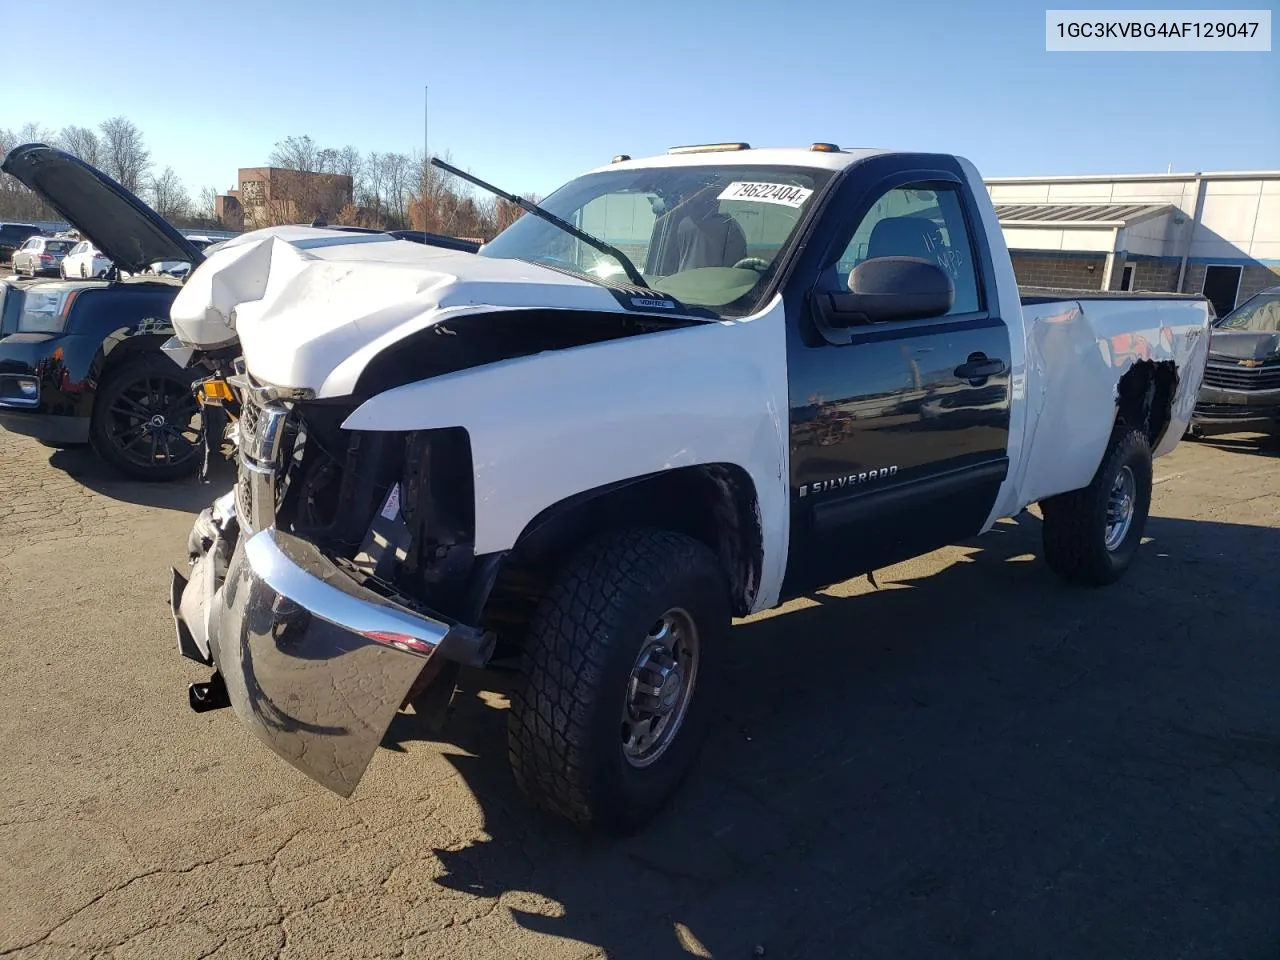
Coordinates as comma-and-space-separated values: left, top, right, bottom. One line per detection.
234, 390, 291, 534
236, 464, 256, 532
1202, 361, 1280, 392
239, 395, 261, 444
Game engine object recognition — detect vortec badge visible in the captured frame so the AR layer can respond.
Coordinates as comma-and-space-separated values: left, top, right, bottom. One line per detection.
798, 466, 898, 498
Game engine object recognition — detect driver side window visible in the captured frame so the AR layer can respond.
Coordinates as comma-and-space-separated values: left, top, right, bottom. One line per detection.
833, 183, 981, 316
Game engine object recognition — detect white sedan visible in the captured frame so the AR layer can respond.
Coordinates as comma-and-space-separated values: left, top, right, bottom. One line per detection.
148, 235, 223, 278
61, 240, 112, 279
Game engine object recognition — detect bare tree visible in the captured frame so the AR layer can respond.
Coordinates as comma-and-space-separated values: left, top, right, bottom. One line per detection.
99, 116, 150, 192
269, 135, 319, 173
196, 186, 220, 221
360, 150, 386, 222
0, 125, 57, 221
56, 125, 101, 165
17, 122, 54, 146
335, 146, 362, 183
494, 196, 535, 233
149, 166, 191, 221
382, 152, 412, 227
315, 147, 339, 174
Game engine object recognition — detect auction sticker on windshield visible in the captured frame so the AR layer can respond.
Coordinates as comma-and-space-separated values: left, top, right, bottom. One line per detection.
717, 182, 814, 208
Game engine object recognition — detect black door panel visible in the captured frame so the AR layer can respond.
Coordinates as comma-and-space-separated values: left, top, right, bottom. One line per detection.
790, 314, 1012, 494
784, 458, 1008, 594
778, 156, 1013, 598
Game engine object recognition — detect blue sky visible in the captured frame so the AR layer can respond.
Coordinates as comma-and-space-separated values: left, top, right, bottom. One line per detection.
5, 0, 1277, 198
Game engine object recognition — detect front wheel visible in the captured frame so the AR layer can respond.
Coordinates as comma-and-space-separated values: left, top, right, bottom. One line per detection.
1040, 427, 1153, 585
90, 353, 202, 482
508, 527, 730, 834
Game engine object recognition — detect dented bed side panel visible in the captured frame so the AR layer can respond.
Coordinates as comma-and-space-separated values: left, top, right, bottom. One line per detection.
988, 296, 1210, 525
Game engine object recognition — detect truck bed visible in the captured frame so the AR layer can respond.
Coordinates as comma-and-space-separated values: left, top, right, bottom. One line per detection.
1019, 287, 1207, 306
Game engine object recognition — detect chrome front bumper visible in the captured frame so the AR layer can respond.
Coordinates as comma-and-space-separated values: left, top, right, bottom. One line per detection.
172, 507, 494, 796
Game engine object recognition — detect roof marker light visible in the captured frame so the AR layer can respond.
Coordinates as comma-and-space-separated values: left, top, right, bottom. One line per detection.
810, 142, 840, 152
667, 142, 751, 154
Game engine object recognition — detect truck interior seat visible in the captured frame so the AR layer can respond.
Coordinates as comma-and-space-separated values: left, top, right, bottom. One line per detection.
866, 216, 945, 262
675, 212, 748, 270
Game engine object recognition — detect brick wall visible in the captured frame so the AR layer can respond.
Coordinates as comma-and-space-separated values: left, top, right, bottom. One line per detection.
1238, 265, 1280, 301
1182, 263, 1207, 297
1127, 258, 1180, 292
1182, 263, 1280, 309
1009, 254, 1106, 290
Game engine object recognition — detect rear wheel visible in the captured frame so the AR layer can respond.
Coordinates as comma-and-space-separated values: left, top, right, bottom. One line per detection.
508, 527, 729, 834
90, 353, 202, 482
1040, 427, 1153, 585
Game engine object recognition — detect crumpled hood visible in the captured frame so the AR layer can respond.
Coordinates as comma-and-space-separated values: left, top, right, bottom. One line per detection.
1207, 329, 1280, 362
169, 226, 644, 398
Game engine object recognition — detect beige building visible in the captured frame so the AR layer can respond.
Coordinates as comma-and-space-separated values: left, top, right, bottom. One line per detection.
986, 169, 1280, 318
215, 167, 354, 231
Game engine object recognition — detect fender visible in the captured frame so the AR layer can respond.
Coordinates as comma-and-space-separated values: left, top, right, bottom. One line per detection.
342, 295, 793, 613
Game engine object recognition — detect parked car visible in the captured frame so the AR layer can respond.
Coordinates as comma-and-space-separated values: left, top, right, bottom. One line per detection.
10, 236, 75, 277
165, 142, 1212, 833
149, 235, 225, 278
1189, 283, 1280, 437
61, 239, 112, 279
0, 144, 210, 480
0, 222, 42, 262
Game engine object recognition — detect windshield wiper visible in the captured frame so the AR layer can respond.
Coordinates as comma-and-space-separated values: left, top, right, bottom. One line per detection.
430, 157, 648, 288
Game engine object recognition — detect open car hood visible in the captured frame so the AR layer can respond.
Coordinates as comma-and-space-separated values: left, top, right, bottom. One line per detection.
1, 143, 204, 275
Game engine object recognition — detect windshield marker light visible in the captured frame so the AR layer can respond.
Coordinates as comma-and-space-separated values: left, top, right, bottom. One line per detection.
667, 143, 751, 154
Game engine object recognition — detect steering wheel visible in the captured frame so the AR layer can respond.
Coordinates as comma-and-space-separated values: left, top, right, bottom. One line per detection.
731, 257, 770, 272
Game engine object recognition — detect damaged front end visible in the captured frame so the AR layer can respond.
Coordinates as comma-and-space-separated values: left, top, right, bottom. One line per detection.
170, 374, 496, 796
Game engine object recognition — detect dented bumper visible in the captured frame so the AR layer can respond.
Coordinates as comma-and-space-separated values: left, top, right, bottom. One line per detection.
171, 506, 493, 796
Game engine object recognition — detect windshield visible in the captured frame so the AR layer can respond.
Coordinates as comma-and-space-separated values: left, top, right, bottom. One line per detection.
44, 241, 73, 254
1217, 293, 1280, 333
479, 164, 834, 317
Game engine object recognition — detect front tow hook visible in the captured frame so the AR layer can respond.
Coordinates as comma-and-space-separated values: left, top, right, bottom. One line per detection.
188, 672, 230, 712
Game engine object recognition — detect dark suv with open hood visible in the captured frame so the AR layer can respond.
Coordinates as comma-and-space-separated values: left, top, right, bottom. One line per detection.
0, 144, 209, 480
1190, 284, 1280, 437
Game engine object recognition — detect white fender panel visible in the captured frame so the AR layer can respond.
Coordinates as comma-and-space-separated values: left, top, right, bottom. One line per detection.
341, 297, 793, 613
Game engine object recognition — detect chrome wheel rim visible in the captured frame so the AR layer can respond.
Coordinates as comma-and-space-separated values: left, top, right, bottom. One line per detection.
1104, 465, 1136, 551
621, 608, 700, 768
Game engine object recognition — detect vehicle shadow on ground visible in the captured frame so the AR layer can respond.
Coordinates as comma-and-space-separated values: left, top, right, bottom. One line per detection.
382, 512, 1280, 959
46, 445, 236, 513
1191, 430, 1280, 458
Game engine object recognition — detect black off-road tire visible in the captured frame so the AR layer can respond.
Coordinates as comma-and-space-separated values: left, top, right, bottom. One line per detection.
90, 353, 202, 482
508, 527, 730, 835
1040, 427, 1153, 586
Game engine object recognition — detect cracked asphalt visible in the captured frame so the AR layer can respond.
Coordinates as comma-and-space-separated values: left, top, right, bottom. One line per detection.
1, 421, 1278, 960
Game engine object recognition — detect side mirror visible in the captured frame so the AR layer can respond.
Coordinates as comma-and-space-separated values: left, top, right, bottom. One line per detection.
815, 256, 954, 328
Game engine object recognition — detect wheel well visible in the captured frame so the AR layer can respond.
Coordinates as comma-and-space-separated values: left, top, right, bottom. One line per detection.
93, 333, 175, 389
494, 464, 764, 621
1116, 359, 1177, 447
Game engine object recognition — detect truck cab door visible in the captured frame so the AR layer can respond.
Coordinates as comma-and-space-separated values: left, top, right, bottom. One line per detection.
781, 159, 1013, 597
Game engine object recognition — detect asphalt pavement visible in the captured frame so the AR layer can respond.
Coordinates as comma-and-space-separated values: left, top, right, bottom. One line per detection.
0, 423, 1277, 960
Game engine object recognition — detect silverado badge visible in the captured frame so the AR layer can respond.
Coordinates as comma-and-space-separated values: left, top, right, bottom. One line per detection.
799, 466, 898, 498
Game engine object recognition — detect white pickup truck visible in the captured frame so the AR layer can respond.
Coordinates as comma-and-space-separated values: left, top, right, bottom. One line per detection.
162, 142, 1210, 834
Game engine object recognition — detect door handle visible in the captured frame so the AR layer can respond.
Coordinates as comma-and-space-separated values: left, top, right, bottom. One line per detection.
954, 353, 1005, 381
